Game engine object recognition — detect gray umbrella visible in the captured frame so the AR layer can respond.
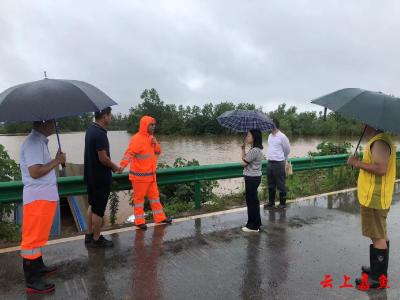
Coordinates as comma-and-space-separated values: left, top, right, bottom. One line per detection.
311, 88, 400, 152
311, 88, 400, 133
0, 78, 117, 164
0, 78, 117, 122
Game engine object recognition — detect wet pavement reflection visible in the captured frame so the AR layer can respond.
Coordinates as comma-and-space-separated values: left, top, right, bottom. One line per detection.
131, 226, 165, 300
2, 189, 400, 299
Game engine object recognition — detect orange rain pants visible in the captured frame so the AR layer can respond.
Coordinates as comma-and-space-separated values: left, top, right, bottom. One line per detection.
132, 180, 166, 225
20, 200, 57, 260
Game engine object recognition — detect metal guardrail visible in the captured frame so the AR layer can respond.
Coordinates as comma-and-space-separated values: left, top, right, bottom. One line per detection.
1, 152, 398, 208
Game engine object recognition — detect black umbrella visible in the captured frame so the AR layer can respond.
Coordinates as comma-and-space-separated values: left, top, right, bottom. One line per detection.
0, 78, 117, 162
0, 78, 117, 122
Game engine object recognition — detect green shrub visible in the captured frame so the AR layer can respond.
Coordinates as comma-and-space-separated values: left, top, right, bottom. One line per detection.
308, 141, 352, 156
157, 158, 218, 204
0, 144, 21, 241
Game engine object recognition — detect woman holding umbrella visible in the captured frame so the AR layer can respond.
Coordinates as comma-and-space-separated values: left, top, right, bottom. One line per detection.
241, 129, 264, 232
217, 110, 274, 233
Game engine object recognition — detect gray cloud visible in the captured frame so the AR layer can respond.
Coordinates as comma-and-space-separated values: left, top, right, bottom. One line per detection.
1, 0, 399, 114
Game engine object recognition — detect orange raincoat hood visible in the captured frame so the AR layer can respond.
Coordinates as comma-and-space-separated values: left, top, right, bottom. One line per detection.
138, 116, 156, 135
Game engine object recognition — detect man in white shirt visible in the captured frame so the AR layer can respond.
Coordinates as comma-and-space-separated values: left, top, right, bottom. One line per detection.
265, 119, 291, 209
20, 120, 66, 294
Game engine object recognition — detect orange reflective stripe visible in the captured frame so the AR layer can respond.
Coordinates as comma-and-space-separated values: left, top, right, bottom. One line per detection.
21, 252, 42, 260
134, 214, 145, 223
152, 210, 166, 223
21, 247, 42, 256
130, 171, 154, 177
135, 153, 152, 160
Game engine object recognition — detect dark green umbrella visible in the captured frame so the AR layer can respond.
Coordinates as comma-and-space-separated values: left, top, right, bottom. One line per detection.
311, 88, 400, 152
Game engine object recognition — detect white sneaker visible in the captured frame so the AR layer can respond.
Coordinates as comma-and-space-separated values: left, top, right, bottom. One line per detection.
241, 226, 260, 233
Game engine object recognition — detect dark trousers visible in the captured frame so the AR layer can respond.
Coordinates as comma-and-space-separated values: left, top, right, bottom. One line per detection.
245, 176, 262, 230
267, 161, 287, 205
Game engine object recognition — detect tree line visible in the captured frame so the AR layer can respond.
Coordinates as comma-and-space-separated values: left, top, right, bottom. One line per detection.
0, 88, 362, 137
0, 113, 129, 134
126, 88, 362, 137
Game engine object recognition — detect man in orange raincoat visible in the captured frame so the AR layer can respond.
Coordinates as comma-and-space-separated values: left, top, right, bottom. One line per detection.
120, 116, 172, 230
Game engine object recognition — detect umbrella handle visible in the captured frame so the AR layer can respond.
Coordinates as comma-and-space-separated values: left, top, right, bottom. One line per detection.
54, 120, 66, 169
242, 134, 247, 148
351, 125, 367, 170
353, 125, 367, 156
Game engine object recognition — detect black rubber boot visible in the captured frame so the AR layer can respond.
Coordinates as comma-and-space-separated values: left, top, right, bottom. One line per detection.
23, 258, 55, 294
361, 241, 389, 274
356, 247, 388, 289
38, 256, 57, 276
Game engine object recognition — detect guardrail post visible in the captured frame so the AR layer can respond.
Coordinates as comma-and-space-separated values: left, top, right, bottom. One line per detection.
195, 181, 201, 209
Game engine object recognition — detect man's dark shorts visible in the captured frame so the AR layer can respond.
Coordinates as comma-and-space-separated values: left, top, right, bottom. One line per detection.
87, 185, 111, 217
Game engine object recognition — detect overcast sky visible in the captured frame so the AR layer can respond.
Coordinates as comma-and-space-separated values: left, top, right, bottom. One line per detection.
1, 0, 399, 114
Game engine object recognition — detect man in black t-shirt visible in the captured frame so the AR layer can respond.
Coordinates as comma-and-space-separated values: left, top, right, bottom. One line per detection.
84, 107, 122, 248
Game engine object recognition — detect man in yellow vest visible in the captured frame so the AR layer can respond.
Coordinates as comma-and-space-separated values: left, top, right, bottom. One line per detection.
347, 125, 396, 289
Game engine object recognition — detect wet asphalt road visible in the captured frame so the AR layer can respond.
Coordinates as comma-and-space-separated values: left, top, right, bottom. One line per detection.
2, 188, 400, 300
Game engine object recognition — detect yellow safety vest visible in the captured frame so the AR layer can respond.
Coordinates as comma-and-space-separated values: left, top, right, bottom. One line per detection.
358, 133, 396, 209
